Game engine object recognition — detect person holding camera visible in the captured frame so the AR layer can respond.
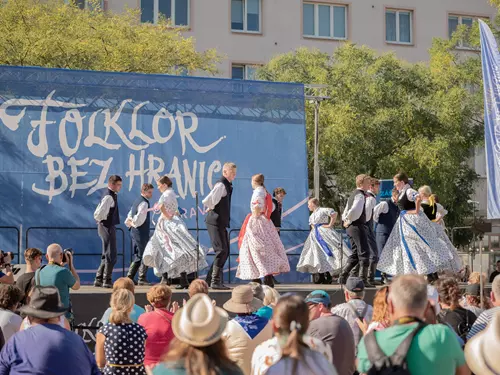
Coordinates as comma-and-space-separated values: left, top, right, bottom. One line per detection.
0, 251, 15, 285
35, 244, 80, 322
15, 248, 43, 304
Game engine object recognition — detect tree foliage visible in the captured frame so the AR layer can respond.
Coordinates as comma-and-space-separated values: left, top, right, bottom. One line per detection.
0, 0, 220, 74
259, 33, 485, 246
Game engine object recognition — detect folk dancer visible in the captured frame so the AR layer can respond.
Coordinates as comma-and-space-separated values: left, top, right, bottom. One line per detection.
338, 174, 372, 286
269, 187, 287, 284
142, 176, 208, 289
236, 174, 290, 287
125, 183, 154, 286
93, 175, 122, 288
202, 162, 237, 290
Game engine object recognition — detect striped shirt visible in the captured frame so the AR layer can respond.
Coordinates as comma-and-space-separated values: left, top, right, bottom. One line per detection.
466, 306, 500, 340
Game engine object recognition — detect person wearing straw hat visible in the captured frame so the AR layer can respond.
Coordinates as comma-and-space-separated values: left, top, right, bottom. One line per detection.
465, 310, 500, 375
222, 285, 273, 375
151, 294, 243, 375
0, 286, 100, 375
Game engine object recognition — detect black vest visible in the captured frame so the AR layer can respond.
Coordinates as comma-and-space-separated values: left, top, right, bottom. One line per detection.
377, 199, 400, 234
398, 189, 416, 211
131, 195, 150, 237
347, 189, 366, 226
206, 176, 233, 228
102, 189, 119, 227
270, 198, 282, 228
422, 203, 437, 221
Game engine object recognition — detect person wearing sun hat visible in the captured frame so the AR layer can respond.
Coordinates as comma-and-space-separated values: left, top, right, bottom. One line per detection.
222, 285, 273, 375
0, 286, 100, 375
465, 309, 500, 375
152, 294, 243, 375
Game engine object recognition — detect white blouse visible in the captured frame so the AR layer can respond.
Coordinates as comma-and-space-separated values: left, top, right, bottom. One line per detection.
251, 186, 267, 211
159, 188, 178, 216
399, 184, 419, 202
309, 207, 336, 225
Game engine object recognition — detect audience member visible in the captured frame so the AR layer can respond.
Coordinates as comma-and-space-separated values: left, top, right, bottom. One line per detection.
0, 285, 23, 341
0, 251, 14, 285
425, 285, 441, 324
247, 282, 271, 320
0, 286, 100, 375
96, 289, 147, 374
462, 271, 492, 310
36, 243, 80, 322
468, 271, 486, 285
331, 277, 373, 345
222, 285, 273, 375
15, 248, 43, 304
436, 277, 476, 342
463, 283, 485, 317
187, 279, 209, 298
138, 284, 175, 368
364, 285, 390, 334
465, 310, 500, 375
19, 286, 70, 331
251, 294, 335, 375
255, 285, 280, 320
490, 261, 500, 283
468, 274, 500, 340
356, 275, 470, 375
100, 277, 145, 324
305, 290, 355, 375
152, 294, 244, 375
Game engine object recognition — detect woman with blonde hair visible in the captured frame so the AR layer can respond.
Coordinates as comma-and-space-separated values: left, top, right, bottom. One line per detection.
143, 175, 208, 288
96, 289, 147, 374
418, 185, 462, 275
236, 174, 290, 287
151, 294, 243, 375
251, 295, 336, 375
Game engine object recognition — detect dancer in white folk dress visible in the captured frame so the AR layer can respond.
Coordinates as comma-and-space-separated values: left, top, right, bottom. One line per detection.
297, 198, 350, 284
418, 185, 462, 274
142, 175, 207, 289
377, 172, 450, 281
236, 174, 290, 287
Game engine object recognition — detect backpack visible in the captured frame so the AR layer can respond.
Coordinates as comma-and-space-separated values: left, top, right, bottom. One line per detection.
365, 322, 426, 375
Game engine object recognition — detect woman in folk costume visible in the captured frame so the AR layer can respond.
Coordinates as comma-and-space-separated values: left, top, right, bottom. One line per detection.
142, 175, 208, 289
296, 198, 351, 284
236, 174, 290, 287
377, 172, 449, 278
418, 185, 462, 274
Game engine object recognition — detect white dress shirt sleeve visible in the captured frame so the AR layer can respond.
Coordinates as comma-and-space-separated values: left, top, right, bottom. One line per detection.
94, 195, 114, 222
202, 182, 227, 210
129, 202, 149, 228
343, 194, 365, 225
406, 188, 419, 202
373, 201, 389, 223
365, 196, 377, 221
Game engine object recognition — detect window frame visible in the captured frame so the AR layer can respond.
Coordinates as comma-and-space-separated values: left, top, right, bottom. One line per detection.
141, 0, 190, 27
448, 14, 482, 50
231, 0, 263, 34
302, 2, 348, 40
231, 63, 260, 80
385, 8, 414, 46
64, 0, 104, 9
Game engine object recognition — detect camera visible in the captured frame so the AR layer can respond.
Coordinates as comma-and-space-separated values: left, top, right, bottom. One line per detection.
0, 251, 13, 267
62, 248, 74, 264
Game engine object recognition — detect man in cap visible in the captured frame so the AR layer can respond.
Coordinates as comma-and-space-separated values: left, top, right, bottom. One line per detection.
331, 277, 373, 346
0, 286, 100, 375
306, 290, 355, 375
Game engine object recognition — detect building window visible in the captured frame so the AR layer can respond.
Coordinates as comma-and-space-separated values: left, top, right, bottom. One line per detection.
385, 9, 413, 44
141, 0, 190, 26
448, 15, 475, 48
303, 3, 347, 39
232, 64, 258, 80
65, 0, 103, 10
231, 0, 261, 33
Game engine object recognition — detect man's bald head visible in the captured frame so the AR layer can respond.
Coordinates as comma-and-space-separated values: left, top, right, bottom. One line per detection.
46, 244, 63, 261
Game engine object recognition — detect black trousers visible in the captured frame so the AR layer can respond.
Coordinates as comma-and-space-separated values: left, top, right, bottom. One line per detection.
206, 223, 229, 270
376, 231, 391, 255
346, 224, 370, 267
366, 224, 379, 263
98, 223, 117, 266
130, 229, 149, 264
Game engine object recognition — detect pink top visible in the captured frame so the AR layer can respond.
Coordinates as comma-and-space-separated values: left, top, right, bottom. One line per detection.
137, 309, 175, 367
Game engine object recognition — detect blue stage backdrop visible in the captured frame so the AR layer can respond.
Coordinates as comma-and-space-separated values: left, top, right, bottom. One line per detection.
0, 66, 310, 284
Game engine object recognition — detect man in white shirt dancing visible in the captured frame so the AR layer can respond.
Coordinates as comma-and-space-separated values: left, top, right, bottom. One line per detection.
338, 174, 372, 286
125, 183, 154, 286
93, 175, 122, 288
202, 162, 236, 290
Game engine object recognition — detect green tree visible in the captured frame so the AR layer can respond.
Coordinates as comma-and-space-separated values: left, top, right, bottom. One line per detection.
0, 0, 220, 74
258, 41, 484, 247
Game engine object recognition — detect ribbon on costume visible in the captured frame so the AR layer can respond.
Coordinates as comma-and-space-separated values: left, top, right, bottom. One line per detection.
314, 224, 333, 257
399, 211, 432, 270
